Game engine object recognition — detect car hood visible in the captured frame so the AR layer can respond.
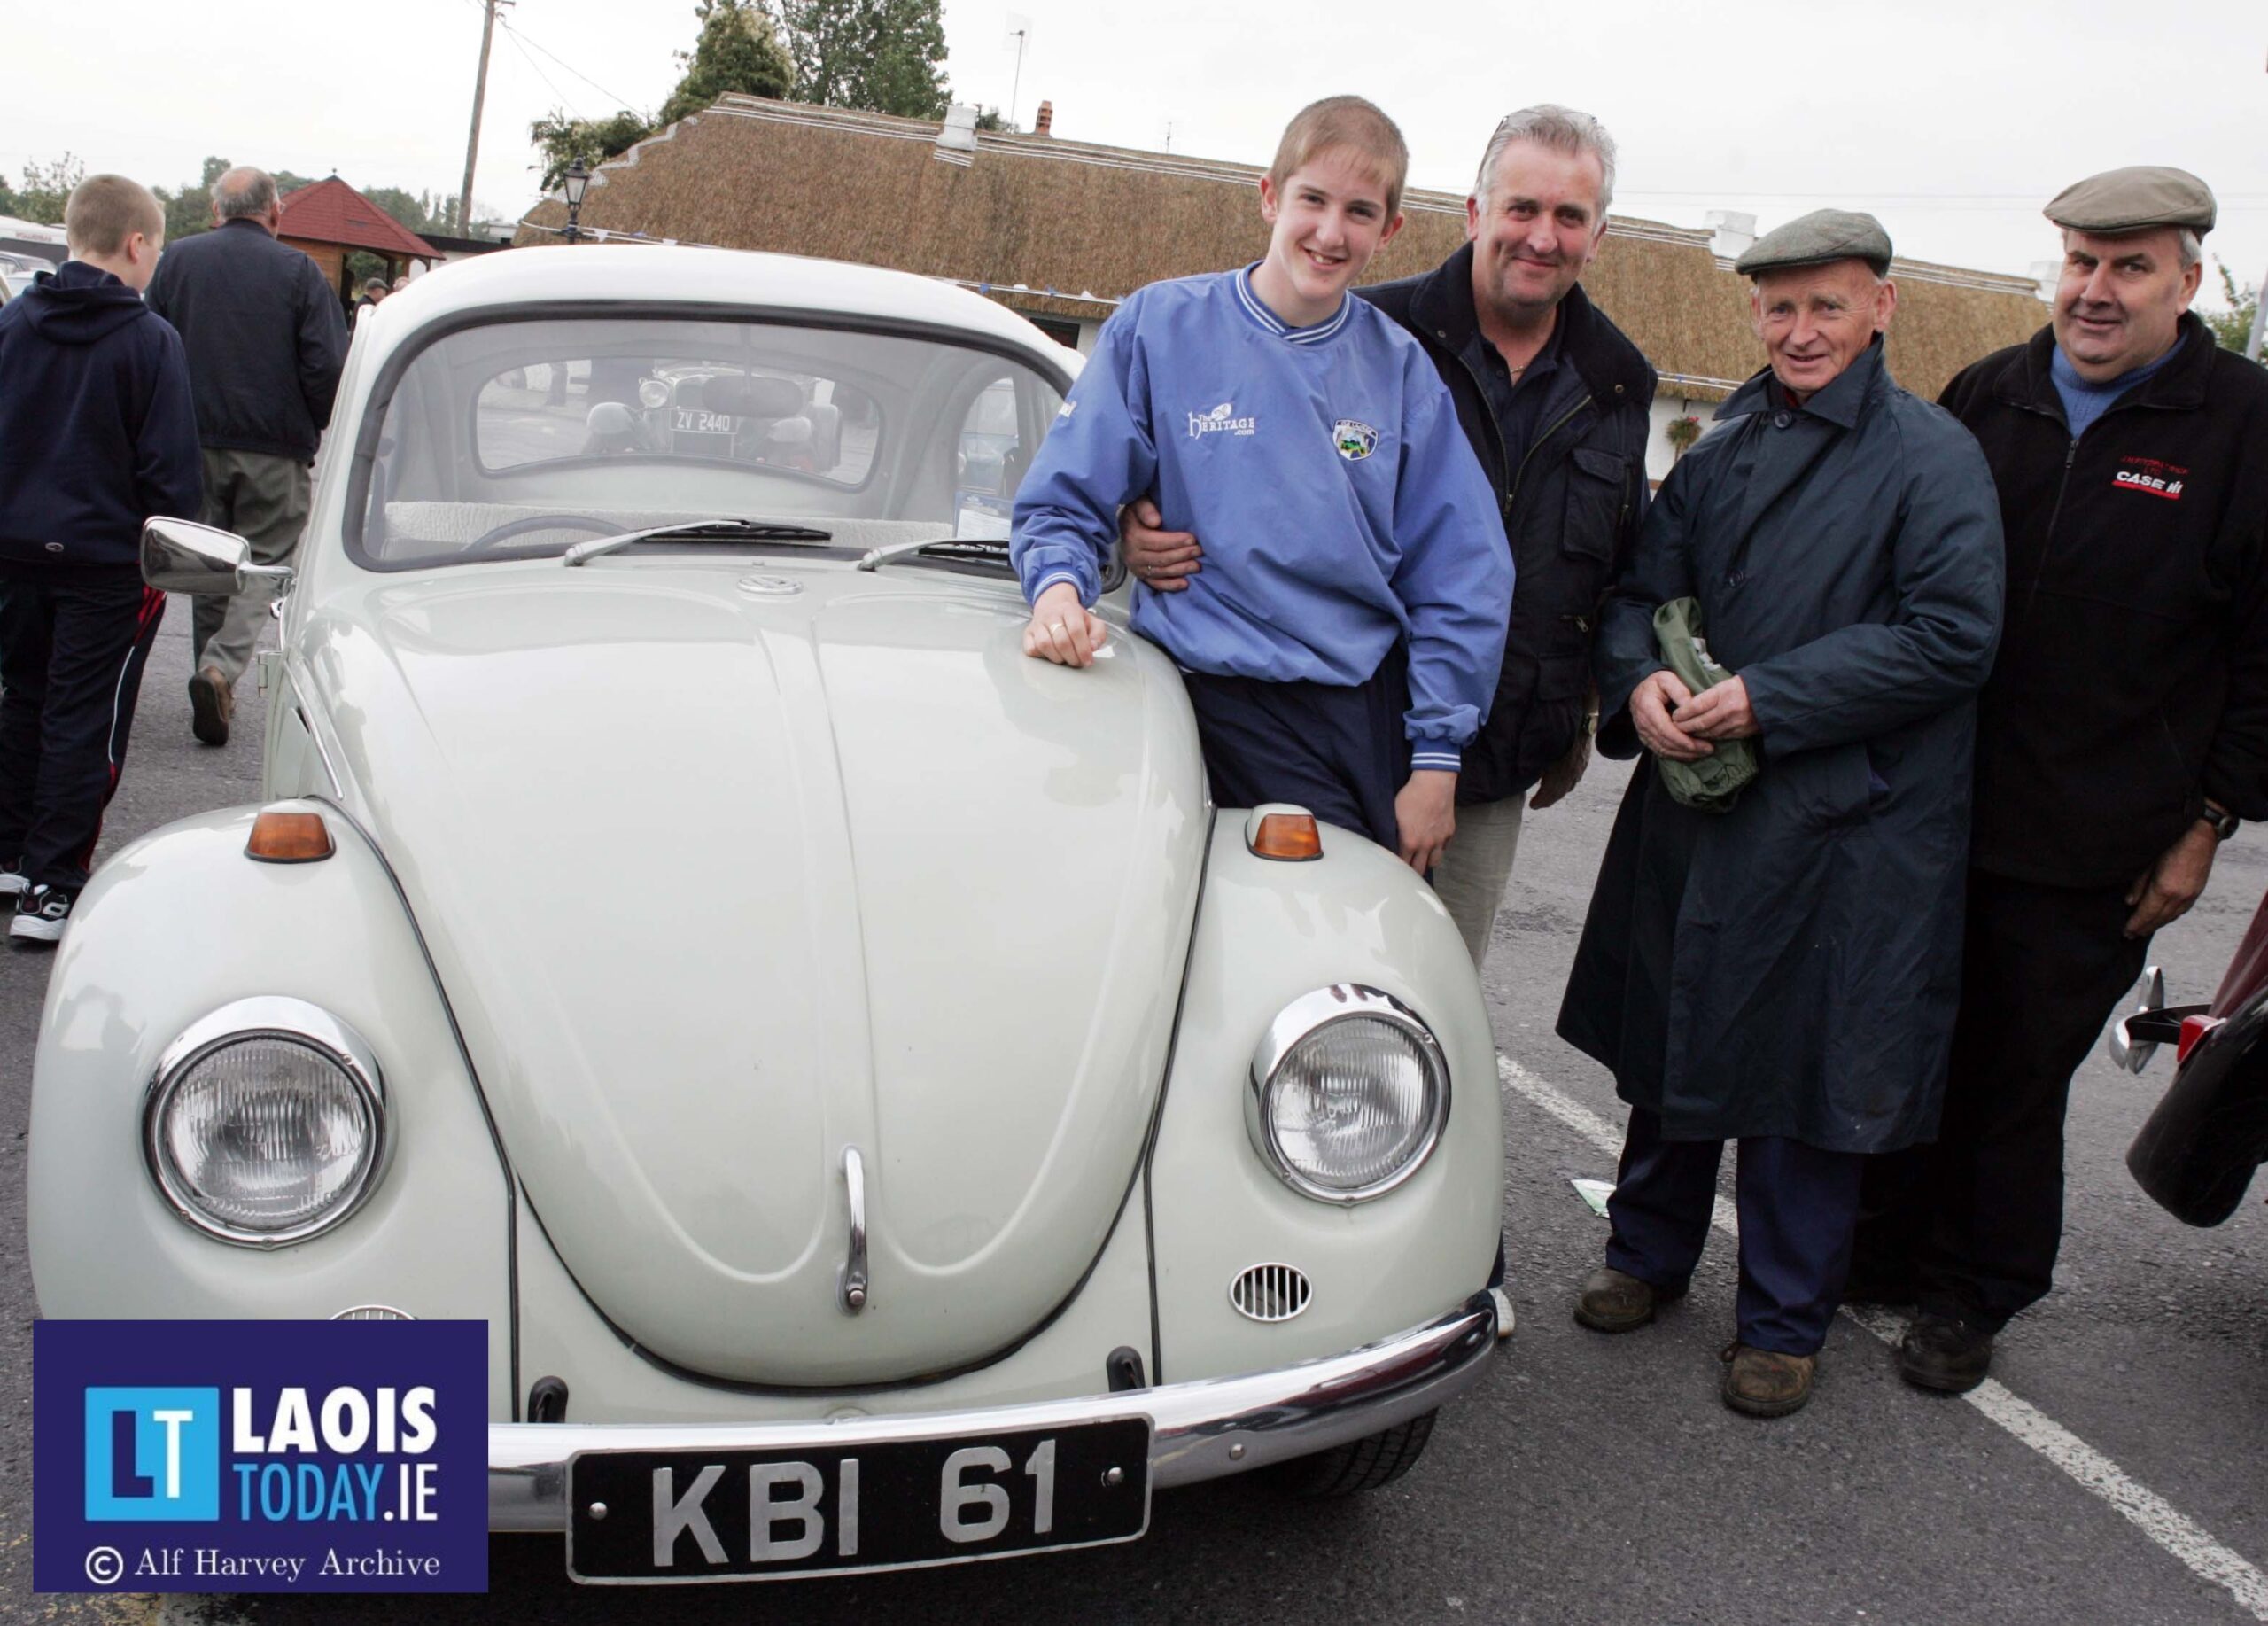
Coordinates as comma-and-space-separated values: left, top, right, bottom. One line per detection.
316, 557, 1206, 1384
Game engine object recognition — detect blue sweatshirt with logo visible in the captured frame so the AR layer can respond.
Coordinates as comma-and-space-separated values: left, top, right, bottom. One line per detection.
0, 261, 202, 574
1012, 268, 1513, 769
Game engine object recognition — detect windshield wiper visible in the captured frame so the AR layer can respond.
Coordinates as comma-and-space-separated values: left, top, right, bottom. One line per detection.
563, 518, 834, 567
856, 535, 1010, 572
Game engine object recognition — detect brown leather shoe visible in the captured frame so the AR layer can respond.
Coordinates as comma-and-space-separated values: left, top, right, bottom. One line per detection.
189, 665, 233, 747
1720, 1342, 1817, 1418
1573, 1267, 1685, 1334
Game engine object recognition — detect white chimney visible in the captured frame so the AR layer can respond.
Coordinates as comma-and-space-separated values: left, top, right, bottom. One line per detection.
1705, 209, 1757, 261
934, 105, 979, 167
2029, 260, 2061, 301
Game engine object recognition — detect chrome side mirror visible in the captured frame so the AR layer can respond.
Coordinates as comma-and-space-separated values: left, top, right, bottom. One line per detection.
141, 517, 295, 600
2107, 965, 2165, 1075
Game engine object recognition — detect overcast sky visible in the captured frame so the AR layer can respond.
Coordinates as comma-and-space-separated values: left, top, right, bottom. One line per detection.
6, 0, 2262, 312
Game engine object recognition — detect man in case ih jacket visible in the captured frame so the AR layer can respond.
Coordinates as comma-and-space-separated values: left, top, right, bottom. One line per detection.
0, 175, 202, 944
1856, 166, 2268, 1392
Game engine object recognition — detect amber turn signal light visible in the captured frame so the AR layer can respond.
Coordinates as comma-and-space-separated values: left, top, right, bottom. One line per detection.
1246, 805, 1322, 862
245, 808, 335, 864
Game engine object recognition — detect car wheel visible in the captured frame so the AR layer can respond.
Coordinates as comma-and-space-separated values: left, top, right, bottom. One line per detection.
1262, 1409, 1436, 1498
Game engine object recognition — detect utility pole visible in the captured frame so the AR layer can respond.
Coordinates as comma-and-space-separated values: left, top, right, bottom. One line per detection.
459, 0, 509, 235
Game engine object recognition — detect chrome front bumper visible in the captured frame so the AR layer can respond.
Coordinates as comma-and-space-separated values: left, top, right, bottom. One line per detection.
491, 1293, 1496, 1531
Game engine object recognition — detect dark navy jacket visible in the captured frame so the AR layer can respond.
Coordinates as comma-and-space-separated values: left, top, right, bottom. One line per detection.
1559, 343, 2005, 1154
0, 262, 203, 573
1362, 248, 1657, 803
144, 217, 347, 462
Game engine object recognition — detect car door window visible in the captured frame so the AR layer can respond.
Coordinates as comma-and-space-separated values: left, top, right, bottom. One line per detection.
953, 377, 1034, 540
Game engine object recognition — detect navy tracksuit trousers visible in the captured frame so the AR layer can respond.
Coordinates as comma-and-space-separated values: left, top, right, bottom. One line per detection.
0, 570, 168, 891
1605, 1108, 1866, 1356
1178, 647, 1411, 852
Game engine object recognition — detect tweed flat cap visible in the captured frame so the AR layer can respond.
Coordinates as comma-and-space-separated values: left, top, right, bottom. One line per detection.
2045, 166, 2216, 236
1734, 209, 1892, 276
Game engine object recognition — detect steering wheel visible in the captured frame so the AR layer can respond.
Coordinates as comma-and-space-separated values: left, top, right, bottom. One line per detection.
462, 514, 618, 556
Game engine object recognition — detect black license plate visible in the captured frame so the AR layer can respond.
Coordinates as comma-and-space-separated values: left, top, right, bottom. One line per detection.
565, 1418, 1151, 1583
672, 408, 735, 434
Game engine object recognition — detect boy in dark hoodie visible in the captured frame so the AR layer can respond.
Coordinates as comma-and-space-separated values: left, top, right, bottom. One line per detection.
0, 174, 201, 945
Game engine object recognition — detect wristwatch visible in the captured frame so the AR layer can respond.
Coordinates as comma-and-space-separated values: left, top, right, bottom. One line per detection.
2201, 805, 2240, 841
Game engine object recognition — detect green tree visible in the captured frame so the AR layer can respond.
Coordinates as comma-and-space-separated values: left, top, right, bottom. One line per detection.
152, 155, 232, 242
2206, 259, 2262, 362
974, 106, 1015, 132
657, 0, 793, 125
363, 186, 447, 236
779, 0, 950, 119
12, 154, 86, 226
529, 110, 658, 194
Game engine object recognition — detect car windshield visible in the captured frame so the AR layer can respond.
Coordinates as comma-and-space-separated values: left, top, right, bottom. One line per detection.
352, 314, 1068, 568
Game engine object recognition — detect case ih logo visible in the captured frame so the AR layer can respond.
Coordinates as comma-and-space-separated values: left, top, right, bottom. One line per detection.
2114, 456, 2187, 501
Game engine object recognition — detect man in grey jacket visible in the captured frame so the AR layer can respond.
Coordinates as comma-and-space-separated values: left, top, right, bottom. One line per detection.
144, 167, 347, 746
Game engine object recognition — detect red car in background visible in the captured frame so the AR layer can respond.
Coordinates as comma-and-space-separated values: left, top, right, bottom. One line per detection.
2113, 889, 2268, 1225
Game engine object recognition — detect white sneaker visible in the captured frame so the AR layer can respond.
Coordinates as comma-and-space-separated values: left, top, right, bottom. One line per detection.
1489, 1285, 1517, 1341
0, 866, 24, 899
9, 884, 74, 945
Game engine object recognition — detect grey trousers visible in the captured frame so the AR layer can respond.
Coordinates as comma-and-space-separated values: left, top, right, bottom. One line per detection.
1430, 794, 1526, 967
194, 448, 309, 687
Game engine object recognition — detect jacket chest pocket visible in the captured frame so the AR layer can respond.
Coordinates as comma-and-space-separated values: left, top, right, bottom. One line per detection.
1528, 447, 1626, 654
1560, 448, 1626, 564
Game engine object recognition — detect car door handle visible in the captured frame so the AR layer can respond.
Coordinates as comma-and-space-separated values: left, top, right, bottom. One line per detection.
837, 1146, 869, 1314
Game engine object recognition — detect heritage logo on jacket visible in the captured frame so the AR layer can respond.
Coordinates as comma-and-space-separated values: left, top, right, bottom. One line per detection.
1187, 401, 1257, 439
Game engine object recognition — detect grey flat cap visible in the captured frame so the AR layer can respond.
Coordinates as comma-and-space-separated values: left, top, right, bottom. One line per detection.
2045, 166, 2216, 236
1735, 209, 1892, 276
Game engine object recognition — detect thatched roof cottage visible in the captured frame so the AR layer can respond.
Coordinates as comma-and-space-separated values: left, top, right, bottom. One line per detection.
517, 96, 2049, 481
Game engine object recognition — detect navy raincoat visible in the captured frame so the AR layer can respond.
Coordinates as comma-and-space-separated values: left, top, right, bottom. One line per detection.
1557, 341, 2004, 1153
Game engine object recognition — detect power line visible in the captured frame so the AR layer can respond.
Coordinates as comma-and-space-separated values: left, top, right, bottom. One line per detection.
501, 22, 586, 121
500, 16, 643, 113
1618, 189, 2268, 204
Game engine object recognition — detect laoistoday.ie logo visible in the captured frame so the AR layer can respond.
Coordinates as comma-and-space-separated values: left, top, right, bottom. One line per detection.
88, 1384, 439, 1524
1187, 401, 1258, 439
86, 1389, 221, 1521
36, 1321, 486, 1594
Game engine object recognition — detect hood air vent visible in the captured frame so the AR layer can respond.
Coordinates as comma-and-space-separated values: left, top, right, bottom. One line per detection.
1229, 1263, 1311, 1323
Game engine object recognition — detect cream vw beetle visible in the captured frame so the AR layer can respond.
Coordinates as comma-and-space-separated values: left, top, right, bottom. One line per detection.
29, 246, 1503, 1583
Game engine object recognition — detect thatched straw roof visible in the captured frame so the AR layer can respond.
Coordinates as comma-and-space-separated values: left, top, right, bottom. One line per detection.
517, 97, 2047, 403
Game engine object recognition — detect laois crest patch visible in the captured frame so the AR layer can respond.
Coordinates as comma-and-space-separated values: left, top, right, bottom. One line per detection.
1332, 419, 1379, 461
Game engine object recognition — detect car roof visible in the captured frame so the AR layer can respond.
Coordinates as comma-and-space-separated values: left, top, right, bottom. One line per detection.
362, 245, 1068, 371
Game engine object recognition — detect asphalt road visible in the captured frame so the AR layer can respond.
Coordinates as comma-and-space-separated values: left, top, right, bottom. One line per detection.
4, 603, 2263, 1624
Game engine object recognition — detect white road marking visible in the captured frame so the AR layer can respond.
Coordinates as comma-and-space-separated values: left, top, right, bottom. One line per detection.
1497, 1054, 2268, 1623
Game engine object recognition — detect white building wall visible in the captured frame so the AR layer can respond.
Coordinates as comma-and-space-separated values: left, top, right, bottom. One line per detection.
1644, 393, 1721, 486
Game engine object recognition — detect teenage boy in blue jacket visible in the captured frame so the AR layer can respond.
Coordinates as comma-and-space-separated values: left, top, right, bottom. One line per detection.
0, 175, 201, 945
1013, 97, 1512, 871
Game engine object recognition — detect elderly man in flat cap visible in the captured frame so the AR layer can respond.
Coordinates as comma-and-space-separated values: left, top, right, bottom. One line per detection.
1853, 167, 2268, 1393
1556, 210, 2005, 1417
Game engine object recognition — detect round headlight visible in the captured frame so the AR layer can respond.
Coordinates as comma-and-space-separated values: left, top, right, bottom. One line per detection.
637, 377, 671, 410
1247, 986, 1449, 1202
144, 999, 388, 1248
